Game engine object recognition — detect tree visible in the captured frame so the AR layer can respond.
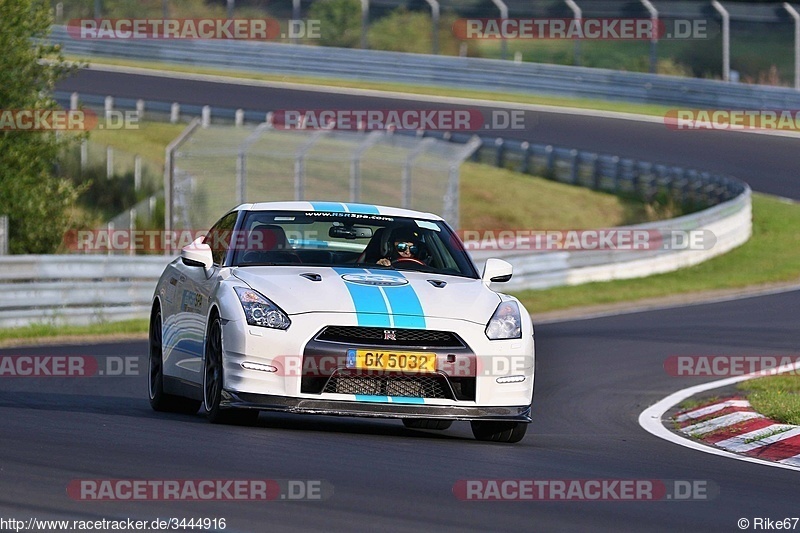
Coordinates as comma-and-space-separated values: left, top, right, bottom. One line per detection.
308, 0, 361, 48
0, 0, 78, 254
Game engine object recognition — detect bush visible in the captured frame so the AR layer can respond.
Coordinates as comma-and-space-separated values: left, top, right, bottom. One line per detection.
309, 0, 362, 48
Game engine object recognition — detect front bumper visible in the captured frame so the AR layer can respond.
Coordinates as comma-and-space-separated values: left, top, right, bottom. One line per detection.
221, 390, 532, 422
221, 312, 535, 408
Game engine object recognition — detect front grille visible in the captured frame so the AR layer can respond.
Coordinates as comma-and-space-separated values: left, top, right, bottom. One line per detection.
322, 370, 454, 399
316, 326, 465, 348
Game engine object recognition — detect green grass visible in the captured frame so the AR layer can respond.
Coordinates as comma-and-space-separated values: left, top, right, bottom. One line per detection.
87, 121, 188, 166
64, 55, 673, 118
737, 375, 800, 425
513, 194, 800, 313
460, 163, 649, 230
0, 319, 149, 346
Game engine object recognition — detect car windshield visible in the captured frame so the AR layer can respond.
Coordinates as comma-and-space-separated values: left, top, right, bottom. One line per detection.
228, 210, 478, 278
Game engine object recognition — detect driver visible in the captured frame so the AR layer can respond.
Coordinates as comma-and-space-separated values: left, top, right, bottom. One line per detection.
377, 228, 424, 267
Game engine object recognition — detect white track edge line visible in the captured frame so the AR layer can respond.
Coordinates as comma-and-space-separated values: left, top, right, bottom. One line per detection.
638, 360, 800, 472
534, 283, 800, 325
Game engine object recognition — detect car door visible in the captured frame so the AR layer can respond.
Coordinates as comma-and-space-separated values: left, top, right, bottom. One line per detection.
163, 211, 238, 385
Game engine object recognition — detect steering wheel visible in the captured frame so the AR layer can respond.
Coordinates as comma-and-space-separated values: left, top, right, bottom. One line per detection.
392, 257, 426, 266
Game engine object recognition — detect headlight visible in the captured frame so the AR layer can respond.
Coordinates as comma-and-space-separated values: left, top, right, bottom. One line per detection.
234, 287, 291, 330
485, 301, 522, 340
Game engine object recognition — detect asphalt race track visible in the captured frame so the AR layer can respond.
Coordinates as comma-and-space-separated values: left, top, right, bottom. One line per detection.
0, 69, 793, 531
3, 294, 800, 531
59, 68, 800, 199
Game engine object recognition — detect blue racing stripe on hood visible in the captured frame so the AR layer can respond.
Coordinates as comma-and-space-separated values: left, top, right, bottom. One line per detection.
367, 270, 426, 329
334, 268, 391, 327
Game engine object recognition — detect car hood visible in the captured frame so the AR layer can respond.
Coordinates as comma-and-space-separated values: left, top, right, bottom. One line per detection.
231, 266, 501, 325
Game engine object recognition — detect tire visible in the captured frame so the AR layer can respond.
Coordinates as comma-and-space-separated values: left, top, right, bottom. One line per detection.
148, 306, 201, 414
470, 421, 528, 443
203, 316, 259, 426
402, 419, 453, 430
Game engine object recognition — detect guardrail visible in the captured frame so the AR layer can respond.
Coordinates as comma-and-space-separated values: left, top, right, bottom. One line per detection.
470, 188, 751, 291
49, 25, 800, 108
0, 255, 171, 328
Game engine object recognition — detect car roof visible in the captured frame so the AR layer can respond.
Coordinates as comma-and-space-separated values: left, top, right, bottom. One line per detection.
233, 201, 444, 221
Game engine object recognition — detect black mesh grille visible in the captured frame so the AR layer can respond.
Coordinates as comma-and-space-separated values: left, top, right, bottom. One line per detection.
316, 326, 465, 348
322, 370, 453, 399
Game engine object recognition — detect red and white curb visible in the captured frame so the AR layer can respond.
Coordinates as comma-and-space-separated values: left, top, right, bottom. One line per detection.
639, 359, 800, 472
674, 398, 800, 467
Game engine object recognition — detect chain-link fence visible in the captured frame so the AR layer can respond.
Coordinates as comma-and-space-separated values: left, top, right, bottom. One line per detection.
168, 123, 480, 232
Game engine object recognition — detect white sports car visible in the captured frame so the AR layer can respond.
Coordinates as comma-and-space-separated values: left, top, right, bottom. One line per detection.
148, 202, 535, 443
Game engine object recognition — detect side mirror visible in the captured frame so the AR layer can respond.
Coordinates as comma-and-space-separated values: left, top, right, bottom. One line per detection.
482, 258, 513, 285
181, 237, 214, 269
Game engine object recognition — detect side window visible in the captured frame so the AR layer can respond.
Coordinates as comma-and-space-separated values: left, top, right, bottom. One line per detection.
204, 212, 238, 266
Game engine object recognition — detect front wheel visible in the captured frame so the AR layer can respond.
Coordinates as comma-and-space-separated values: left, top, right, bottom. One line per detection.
470, 421, 528, 443
203, 316, 259, 426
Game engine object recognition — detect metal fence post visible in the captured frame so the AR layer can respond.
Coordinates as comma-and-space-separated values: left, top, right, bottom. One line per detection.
129, 207, 137, 256
164, 119, 201, 244
350, 130, 382, 203
0, 215, 7, 256
360, 0, 369, 49
134, 155, 142, 191
237, 152, 247, 204
785, 3, 800, 90
591, 153, 600, 189
520, 141, 530, 174
106, 146, 114, 179
236, 122, 271, 204
292, 0, 301, 44
712, 1, 730, 82
170, 103, 180, 124
424, 0, 440, 55
491, 0, 508, 60
569, 149, 579, 184
104, 96, 114, 120
494, 137, 504, 167
565, 0, 582, 66
80, 138, 88, 172
641, 0, 658, 74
